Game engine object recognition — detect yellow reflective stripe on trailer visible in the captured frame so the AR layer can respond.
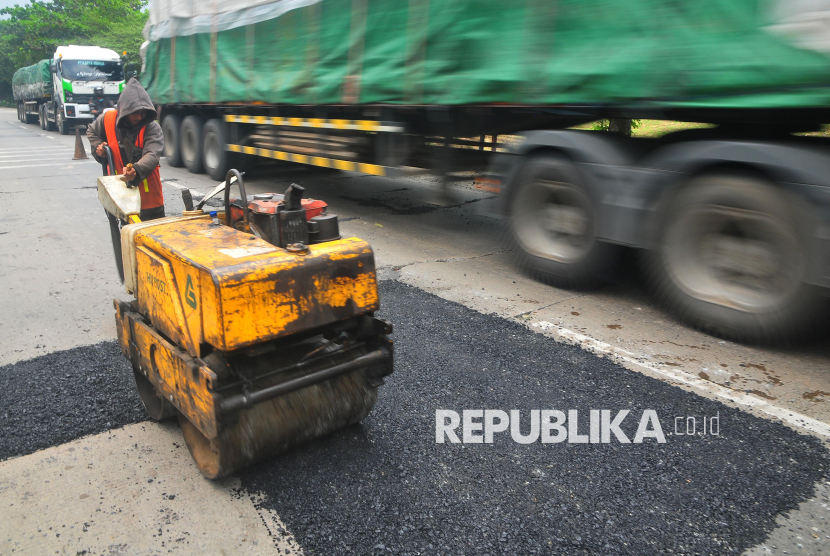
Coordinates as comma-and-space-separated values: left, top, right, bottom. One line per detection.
227, 144, 386, 176
224, 114, 403, 133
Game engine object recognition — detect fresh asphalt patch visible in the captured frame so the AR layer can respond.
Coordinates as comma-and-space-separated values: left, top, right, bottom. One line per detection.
0, 342, 145, 461
1, 282, 827, 555
241, 280, 829, 556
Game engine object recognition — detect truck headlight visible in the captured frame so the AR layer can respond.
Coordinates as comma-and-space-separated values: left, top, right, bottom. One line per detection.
65, 93, 74, 103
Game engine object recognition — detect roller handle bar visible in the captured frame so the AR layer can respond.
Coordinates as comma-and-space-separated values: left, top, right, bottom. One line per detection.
218, 347, 391, 414
222, 169, 249, 229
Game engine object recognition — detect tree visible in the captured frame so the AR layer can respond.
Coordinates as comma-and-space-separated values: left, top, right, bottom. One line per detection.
592, 118, 641, 137
0, 1, 148, 102
608, 119, 632, 136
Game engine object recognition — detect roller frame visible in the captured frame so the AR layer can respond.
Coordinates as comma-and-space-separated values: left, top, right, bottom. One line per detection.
115, 299, 393, 442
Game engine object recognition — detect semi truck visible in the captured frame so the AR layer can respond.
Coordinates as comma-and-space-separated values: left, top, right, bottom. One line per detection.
13, 45, 124, 134
140, 0, 830, 344
12, 60, 51, 126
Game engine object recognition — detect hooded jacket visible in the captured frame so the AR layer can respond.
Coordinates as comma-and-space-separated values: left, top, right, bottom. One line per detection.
87, 78, 163, 183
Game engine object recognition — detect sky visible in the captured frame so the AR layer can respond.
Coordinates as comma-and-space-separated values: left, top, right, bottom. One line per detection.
0, 0, 31, 10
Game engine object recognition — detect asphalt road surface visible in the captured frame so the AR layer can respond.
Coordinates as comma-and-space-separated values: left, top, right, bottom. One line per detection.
1, 107, 829, 555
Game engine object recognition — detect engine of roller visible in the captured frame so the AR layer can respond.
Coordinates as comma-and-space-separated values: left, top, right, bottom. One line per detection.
103, 170, 393, 479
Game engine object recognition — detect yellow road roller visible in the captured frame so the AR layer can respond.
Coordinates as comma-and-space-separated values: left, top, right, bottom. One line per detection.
98, 168, 393, 478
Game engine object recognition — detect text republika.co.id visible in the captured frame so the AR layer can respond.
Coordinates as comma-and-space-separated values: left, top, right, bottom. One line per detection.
436, 410, 720, 444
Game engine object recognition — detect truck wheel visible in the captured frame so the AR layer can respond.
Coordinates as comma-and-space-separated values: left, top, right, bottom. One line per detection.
202, 118, 232, 181
56, 110, 70, 135
39, 105, 47, 130
506, 154, 621, 288
162, 114, 183, 167
646, 173, 822, 344
45, 105, 55, 131
17, 103, 24, 122
180, 115, 205, 174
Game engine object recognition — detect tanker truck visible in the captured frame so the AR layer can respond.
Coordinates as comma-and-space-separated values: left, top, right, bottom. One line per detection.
14, 45, 124, 134
140, 0, 830, 344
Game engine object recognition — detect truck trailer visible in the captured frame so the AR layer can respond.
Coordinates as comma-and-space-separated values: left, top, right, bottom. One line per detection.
12, 60, 51, 126
141, 0, 830, 343
14, 45, 124, 134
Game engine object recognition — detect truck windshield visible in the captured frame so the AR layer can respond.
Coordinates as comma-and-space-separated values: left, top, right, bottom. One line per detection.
61, 60, 123, 82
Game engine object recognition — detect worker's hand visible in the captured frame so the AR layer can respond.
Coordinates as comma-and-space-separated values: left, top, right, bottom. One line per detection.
96, 142, 107, 157
123, 165, 137, 182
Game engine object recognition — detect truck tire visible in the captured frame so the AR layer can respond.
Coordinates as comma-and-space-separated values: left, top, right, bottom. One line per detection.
17, 102, 24, 122
181, 115, 205, 174
43, 104, 55, 131
645, 173, 823, 344
506, 154, 622, 288
161, 114, 183, 167
202, 118, 232, 181
56, 109, 70, 135
39, 105, 47, 130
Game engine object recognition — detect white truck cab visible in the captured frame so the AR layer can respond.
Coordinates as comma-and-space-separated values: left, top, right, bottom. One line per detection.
48, 45, 124, 134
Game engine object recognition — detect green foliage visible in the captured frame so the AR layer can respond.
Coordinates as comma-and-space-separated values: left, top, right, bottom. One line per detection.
0, 1, 148, 101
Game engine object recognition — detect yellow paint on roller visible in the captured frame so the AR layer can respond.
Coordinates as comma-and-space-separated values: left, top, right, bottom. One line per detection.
131, 221, 379, 352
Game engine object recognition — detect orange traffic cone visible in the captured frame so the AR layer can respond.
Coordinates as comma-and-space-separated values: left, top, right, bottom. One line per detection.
73, 127, 88, 160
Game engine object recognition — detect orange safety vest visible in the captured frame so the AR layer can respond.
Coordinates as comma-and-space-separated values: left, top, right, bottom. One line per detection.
103, 110, 164, 209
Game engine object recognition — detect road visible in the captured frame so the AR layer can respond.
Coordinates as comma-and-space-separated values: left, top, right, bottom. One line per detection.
0, 106, 829, 555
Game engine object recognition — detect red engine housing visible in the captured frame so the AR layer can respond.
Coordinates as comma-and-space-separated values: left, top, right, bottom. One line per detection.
228, 194, 327, 226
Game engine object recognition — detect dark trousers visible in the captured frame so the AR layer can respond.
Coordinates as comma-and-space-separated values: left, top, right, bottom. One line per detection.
140, 205, 165, 221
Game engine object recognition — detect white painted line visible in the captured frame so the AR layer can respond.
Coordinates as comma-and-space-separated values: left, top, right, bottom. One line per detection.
2, 152, 72, 156
532, 321, 830, 439
0, 148, 71, 153
0, 149, 74, 156
0, 162, 97, 170
0, 155, 65, 159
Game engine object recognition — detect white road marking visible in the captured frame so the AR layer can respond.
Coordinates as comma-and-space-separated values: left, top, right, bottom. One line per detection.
0, 162, 97, 170
0, 155, 67, 159
0, 147, 71, 153
532, 321, 830, 438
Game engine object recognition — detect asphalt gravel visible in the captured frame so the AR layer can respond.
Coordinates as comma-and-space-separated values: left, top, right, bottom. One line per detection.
1, 281, 827, 555
241, 280, 829, 556
0, 341, 145, 461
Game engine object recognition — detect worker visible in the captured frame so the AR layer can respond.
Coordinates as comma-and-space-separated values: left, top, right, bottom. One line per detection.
87, 78, 165, 220
88, 86, 114, 119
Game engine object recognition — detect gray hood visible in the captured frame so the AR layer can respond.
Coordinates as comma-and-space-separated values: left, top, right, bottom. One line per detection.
115, 78, 157, 130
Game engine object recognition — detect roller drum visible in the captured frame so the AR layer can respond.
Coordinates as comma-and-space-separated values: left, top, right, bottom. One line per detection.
180, 347, 379, 479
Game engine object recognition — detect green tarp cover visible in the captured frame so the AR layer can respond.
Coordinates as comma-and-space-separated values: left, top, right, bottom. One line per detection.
141, 0, 830, 109
12, 60, 51, 101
